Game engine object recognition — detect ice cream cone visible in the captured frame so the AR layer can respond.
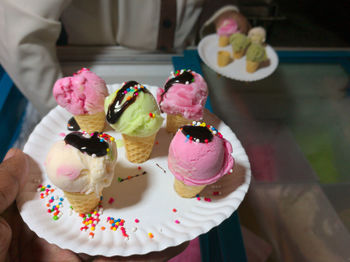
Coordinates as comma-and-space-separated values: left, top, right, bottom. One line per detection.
233, 49, 245, 59
246, 60, 260, 73
74, 111, 105, 133
217, 51, 233, 67
166, 114, 192, 134
122, 133, 157, 163
173, 179, 206, 198
64, 191, 101, 214
218, 35, 229, 47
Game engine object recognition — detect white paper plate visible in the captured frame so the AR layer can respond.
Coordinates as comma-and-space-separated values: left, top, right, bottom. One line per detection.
198, 34, 279, 81
18, 84, 251, 257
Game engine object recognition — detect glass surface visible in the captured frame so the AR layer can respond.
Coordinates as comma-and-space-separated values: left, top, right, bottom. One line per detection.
202, 60, 350, 261
203, 63, 349, 183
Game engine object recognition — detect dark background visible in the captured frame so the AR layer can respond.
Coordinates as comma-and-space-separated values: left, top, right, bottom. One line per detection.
239, 0, 350, 47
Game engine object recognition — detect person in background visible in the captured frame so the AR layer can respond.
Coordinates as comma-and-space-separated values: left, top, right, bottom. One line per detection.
0, 0, 249, 116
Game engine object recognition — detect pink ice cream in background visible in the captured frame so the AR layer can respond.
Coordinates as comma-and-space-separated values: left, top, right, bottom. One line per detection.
156, 70, 208, 120
217, 18, 239, 36
168, 122, 234, 186
53, 68, 108, 115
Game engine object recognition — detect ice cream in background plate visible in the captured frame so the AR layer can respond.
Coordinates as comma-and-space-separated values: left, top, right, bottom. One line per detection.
105, 81, 163, 163
156, 70, 208, 134
246, 43, 268, 73
248, 27, 266, 45
168, 121, 234, 198
45, 132, 117, 213
217, 18, 239, 47
53, 68, 108, 133
229, 33, 251, 59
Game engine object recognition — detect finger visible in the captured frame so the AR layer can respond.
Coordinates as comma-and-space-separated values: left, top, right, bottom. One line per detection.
0, 216, 12, 262
21, 237, 81, 262
4, 204, 32, 261
0, 148, 28, 213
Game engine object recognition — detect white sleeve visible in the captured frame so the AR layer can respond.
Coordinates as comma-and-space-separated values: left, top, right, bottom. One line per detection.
0, 0, 71, 115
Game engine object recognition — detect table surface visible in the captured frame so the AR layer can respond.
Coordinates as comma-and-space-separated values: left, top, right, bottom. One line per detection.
200, 49, 350, 261
2, 46, 350, 261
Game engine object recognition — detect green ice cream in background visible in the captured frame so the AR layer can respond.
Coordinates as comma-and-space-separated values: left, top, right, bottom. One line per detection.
246, 43, 268, 62
105, 81, 163, 137
229, 33, 251, 52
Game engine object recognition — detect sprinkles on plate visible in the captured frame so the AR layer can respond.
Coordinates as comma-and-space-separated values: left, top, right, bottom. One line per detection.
107, 217, 129, 238
38, 184, 64, 220
79, 204, 103, 239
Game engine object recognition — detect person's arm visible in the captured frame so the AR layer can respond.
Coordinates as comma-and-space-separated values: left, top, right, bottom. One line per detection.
0, 0, 71, 116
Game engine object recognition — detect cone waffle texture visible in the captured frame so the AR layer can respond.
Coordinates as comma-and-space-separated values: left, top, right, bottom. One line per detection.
64, 191, 100, 214
174, 179, 206, 198
122, 133, 157, 163
217, 51, 232, 67
74, 111, 105, 134
246, 60, 260, 73
166, 114, 192, 134
218, 35, 229, 47
233, 49, 245, 59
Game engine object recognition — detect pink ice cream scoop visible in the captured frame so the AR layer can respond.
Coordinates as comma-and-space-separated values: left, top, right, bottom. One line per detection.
217, 18, 239, 36
53, 68, 108, 115
156, 70, 208, 120
168, 122, 234, 186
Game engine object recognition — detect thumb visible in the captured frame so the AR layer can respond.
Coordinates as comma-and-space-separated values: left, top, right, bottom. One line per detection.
0, 148, 28, 213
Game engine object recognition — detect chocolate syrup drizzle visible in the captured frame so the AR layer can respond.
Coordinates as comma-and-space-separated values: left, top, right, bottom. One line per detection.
67, 117, 80, 131
181, 125, 213, 143
106, 81, 150, 124
64, 132, 108, 157
159, 70, 194, 110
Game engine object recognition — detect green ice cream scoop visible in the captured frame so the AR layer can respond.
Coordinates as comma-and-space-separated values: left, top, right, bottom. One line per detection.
105, 81, 164, 137
246, 43, 267, 62
229, 33, 251, 52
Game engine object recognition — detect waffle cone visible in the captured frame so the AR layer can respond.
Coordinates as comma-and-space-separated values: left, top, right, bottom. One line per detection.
217, 51, 232, 67
122, 133, 157, 163
74, 111, 105, 134
246, 60, 260, 73
233, 49, 245, 59
218, 35, 229, 47
174, 179, 206, 198
64, 191, 100, 214
166, 114, 192, 134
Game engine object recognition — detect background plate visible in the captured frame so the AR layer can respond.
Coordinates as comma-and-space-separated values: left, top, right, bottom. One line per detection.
198, 34, 279, 81
18, 84, 251, 257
